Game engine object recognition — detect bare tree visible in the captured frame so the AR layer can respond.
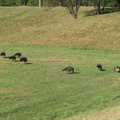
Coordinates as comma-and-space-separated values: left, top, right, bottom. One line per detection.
91, 0, 101, 14
58, 0, 64, 6
65, 0, 82, 19
117, 0, 120, 9
101, 0, 111, 13
46, 0, 82, 19
91, 0, 110, 15
21, 0, 29, 6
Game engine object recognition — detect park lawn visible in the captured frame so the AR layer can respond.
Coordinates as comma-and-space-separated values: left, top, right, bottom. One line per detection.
0, 45, 120, 120
0, 6, 120, 120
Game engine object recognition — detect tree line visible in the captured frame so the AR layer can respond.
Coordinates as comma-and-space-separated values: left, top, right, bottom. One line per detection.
0, 0, 119, 7
0, 0, 120, 19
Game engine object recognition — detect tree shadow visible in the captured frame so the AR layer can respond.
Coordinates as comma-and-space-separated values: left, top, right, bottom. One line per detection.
14, 60, 20, 62
85, 7, 120, 17
104, 7, 120, 14
73, 72, 79, 74
66, 72, 79, 74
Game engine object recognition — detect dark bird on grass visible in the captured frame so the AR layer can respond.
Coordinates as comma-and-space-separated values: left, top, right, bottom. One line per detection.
0, 52, 6, 57
114, 66, 120, 72
96, 64, 103, 71
9, 56, 16, 61
20, 57, 28, 63
63, 66, 74, 74
14, 53, 21, 57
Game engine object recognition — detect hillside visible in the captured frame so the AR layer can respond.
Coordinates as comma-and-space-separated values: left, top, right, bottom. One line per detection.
0, 6, 120, 120
0, 6, 120, 50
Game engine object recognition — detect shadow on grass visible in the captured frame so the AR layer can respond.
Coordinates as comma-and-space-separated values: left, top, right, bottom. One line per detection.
117, 71, 120, 73
14, 60, 20, 62
85, 7, 120, 16
65, 72, 79, 74
4, 56, 10, 58
73, 72, 79, 74
104, 7, 120, 14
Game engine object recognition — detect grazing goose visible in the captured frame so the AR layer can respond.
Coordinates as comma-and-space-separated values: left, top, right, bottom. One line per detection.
63, 66, 74, 74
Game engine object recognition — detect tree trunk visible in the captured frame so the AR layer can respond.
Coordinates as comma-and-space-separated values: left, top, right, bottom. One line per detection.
94, 0, 101, 15
94, 6, 101, 15
66, 0, 81, 19
59, 0, 64, 6
118, 0, 120, 9
72, 14, 77, 19
100, 3, 105, 14
21, 0, 27, 6
69, 6, 77, 19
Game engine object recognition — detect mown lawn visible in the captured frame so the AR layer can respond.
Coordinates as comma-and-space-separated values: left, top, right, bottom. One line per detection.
0, 45, 120, 120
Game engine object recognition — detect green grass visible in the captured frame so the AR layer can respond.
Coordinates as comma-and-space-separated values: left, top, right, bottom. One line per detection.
0, 6, 120, 120
0, 45, 120, 120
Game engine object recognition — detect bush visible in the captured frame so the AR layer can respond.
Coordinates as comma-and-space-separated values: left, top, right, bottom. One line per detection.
107, 1, 117, 7
27, 0, 38, 6
83, 1, 92, 6
0, 0, 21, 6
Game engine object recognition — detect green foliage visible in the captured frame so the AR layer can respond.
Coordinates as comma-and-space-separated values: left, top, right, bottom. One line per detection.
27, 0, 60, 7
0, 0, 6, 6
27, 0, 38, 6
0, 0, 21, 6
107, 0, 117, 7
0, 0, 119, 8
21, 0, 29, 6
42, 0, 59, 7
82, 0, 92, 6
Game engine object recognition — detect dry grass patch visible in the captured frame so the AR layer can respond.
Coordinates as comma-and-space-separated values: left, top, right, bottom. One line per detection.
66, 106, 120, 120
0, 6, 120, 50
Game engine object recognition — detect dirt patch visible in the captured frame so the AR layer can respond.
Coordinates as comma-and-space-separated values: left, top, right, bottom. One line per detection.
0, 96, 12, 100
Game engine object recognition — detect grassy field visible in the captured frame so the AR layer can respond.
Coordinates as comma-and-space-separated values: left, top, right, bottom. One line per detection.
0, 6, 120, 49
0, 6, 120, 120
0, 45, 120, 120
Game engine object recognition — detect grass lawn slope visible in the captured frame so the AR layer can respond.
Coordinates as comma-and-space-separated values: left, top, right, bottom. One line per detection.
0, 6, 120, 50
0, 6, 120, 120
0, 45, 120, 120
